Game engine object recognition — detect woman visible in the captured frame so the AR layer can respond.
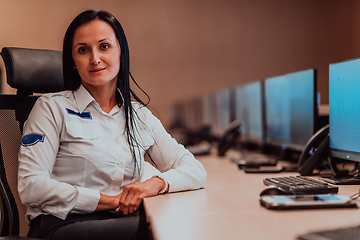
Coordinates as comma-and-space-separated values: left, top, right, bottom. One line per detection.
18, 10, 207, 240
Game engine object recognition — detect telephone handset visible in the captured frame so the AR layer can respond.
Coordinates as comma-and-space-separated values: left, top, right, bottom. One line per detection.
217, 120, 241, 156
298, 124, 329, 176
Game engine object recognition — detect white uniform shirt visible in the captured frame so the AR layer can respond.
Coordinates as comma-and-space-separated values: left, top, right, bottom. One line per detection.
18, 85, 207, 223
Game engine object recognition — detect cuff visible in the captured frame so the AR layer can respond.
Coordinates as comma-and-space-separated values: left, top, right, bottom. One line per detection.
73, 186, 100, 213
156, 170, 183, 193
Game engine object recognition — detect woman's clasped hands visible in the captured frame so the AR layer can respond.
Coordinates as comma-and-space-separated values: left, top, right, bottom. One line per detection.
116, 177, 165, 215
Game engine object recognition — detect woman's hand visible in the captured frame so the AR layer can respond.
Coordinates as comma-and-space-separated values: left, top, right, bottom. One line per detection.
116, 177, 165, 215
95, 193, 121, 212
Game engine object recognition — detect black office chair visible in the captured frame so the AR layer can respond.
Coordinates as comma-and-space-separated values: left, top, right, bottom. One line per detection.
0, 47, 64, 238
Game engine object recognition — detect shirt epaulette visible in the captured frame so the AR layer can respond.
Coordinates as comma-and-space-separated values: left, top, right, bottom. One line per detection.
42, 90, 72, 99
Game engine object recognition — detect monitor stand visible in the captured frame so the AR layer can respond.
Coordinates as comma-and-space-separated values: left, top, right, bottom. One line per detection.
321, 157, 360, 185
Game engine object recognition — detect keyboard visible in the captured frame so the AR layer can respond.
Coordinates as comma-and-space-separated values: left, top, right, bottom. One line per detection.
230, 152, 278, 168
263, 176, 339, 195
298, 225, 360, 240
321, 176, 360, 185
236, 151, 276, 161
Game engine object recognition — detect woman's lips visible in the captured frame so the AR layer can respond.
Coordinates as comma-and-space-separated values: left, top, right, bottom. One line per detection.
89, 67, 105, 74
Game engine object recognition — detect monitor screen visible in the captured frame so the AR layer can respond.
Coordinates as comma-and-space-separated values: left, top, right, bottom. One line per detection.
173, 100, 197, 132
234, 81, 264, 145
265, 69, 317, 152
213, 89, 231, 137
329, 58, 360, 162
191, 97, 205, 130
203, 93, 217, 134
183, 100, 195, 131
234, 85, 245, 130
170, 102, 185, 129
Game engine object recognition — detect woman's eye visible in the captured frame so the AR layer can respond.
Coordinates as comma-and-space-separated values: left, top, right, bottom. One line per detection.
100, 44, 110, 50
78, 47, 88, 54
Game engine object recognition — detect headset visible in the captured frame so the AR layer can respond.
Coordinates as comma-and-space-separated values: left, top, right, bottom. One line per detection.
217, 120, 241, 156
298, 124, 329, 176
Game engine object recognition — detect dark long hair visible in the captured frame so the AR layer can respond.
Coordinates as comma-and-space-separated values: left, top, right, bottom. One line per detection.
63, 10, 151, 176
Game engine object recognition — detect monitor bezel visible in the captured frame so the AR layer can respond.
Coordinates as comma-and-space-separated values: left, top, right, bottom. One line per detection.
330, 149, 360, 163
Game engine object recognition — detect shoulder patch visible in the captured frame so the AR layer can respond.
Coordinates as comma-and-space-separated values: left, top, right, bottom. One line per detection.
21, 133, 45, 146
66, 108, 92, 119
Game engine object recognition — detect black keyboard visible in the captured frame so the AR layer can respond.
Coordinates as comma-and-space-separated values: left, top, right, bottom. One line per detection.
321, 176, 360, 185
263, 176, 339, 195
298, 225, 360, 240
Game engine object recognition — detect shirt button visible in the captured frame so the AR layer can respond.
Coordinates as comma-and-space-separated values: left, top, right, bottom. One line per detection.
118, 162, 124, 168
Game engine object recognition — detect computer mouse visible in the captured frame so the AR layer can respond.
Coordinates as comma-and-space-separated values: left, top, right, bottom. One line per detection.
259, 185, 292, 196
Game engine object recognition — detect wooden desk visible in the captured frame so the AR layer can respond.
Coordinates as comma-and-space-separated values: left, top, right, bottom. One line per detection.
143, 155, 360, 240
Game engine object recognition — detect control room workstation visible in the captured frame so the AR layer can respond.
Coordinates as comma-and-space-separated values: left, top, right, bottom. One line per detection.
144, 157, 360, 240
157, 57, 360, 240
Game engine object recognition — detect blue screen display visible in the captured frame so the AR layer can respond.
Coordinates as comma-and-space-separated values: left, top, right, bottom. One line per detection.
265, 69, 316, 151
234, 86, 245, 129
235, 81, 264, 144
243, 82, 263, 142
329, 58, 360, 158
215, 89, 231, 136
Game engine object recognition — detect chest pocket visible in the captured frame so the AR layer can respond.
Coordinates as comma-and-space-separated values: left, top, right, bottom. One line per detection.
64, 121, 107, 157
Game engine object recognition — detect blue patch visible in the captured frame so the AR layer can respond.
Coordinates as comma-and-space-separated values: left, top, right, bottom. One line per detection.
66, 108, 92, 119
21, 133, 45, 146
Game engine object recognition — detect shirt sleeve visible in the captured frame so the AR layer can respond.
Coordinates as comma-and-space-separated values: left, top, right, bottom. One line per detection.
143, 107, 207, 192
18, 96, 100, 220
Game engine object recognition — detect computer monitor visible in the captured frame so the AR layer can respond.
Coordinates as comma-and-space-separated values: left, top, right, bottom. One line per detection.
203, 93, 216, 132
185, 99, 196, 132
213, 88, 231, 138
170, 101, 187, 129
189, 97, 203, 131
329, 58, 360, 162
234, 85, 245, 130
234, 81, 265, 148
264, 69, 318, 153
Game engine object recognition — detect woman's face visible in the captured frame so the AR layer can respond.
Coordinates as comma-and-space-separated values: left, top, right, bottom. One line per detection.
72, 19, 121, 91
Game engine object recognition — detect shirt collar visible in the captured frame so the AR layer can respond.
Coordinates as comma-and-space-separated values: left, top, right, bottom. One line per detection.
73, 84, 124, 114
73, 85, 95, 113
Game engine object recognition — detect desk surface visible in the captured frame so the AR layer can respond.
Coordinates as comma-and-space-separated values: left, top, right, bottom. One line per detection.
144, 155, 360, 240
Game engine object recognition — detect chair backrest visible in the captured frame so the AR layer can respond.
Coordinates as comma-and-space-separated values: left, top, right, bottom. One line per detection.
0, 47, 64, 236
0, 96, 38, 236
1, 47, 64, 96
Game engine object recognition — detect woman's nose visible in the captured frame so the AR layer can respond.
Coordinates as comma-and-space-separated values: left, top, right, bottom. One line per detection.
90, 51, 101, 65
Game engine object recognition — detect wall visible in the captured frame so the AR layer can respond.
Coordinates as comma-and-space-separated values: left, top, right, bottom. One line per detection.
0, 0, 359, 128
